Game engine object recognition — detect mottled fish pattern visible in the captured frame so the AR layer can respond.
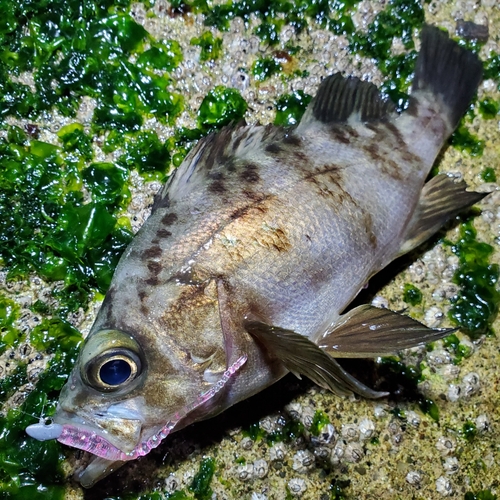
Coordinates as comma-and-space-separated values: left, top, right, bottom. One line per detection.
26, 25, 485, 487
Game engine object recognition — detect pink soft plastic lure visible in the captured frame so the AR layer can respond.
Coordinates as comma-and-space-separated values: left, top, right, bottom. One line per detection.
27, 355, 247, 461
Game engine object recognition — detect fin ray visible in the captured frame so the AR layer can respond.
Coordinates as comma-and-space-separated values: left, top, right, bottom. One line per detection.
298, 73, 395, 129
412, 24, 483, 129
398, 174, 488, 256
320, 305, 453, 358
245, 320, 387, 399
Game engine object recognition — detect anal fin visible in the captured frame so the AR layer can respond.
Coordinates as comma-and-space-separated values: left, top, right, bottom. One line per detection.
244, 320, 387, 399
320, 304, 453, 358
398, 174, 488, 257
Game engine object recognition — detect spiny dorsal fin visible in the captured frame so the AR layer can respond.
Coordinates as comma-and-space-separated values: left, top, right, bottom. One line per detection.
245, 320, 387, 399
398, 174, 488, 256
300, 73, 395, 127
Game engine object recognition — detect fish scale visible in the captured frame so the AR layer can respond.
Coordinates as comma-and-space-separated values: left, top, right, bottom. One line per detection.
25, 24, 487, 487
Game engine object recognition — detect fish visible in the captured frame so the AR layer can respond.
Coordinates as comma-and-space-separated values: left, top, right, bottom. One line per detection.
26, 25, 486, 487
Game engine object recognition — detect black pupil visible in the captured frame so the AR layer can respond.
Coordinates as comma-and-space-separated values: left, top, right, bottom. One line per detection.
100, 359, 132, 386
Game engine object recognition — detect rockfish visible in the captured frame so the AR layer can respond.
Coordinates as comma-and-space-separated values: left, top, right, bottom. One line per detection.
27, 25, 485, 487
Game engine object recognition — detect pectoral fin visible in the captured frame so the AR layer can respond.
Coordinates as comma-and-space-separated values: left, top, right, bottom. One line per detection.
398, 174, 487, 257
320, 304, 453, 358
244, 320, 387, 399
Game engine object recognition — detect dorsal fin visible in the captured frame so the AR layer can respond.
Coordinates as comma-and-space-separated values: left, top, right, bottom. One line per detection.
299, 73, 395, 128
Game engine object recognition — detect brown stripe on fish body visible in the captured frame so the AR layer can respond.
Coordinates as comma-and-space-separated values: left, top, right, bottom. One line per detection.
207, 172, 227, 195
239, 163, 261, 184
229, 193, 273, 222
302, 164, 349, 202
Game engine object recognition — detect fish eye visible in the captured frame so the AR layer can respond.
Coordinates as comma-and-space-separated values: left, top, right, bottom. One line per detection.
84, 349, 142, 392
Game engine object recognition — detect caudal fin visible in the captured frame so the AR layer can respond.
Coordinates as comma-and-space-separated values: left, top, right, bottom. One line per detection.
412, 24, 483, 130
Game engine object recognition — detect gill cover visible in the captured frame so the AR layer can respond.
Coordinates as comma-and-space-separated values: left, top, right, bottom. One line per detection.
80, 330, 145, 393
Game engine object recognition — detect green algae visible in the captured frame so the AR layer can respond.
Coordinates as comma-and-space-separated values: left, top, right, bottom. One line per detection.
446, 220, 500, 339
274, 90, 312, 126
189, 457, 216, 500
478, 97, 499, 119
0, 123, 134, 312
252, 56, 282, 81
242, 421, 266, 441
190, 32, 223, 62
461, 420, 477, 442
481, 167, 497, 183
442, 333, 473, 364
0, 294, 20, 355
120, 131, 171, 180
465, 491, 498, 500
309, 410, 330, 436
450, 122, 485, 157
197, 86, 248, 131
402, 283, 422, 306
348, 0, 423, 110
267, 419, 305, 444
182, 0, 360, 44
377, 357, 439, 422
0, 320, 81, 500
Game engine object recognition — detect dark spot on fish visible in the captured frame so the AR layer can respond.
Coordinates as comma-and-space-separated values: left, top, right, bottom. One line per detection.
140, 303, 150, 316
143, 246, 162, 259
383, 122, 407, 151
265, 143, 283, 154
293, 150, 308, 164
209, 179, 227, 194
242, 189, 268, 202
363, 142, 381, 161
229, 194, 272, 221
330, 125, 351, 144
147, 261, 163, 275
381, 158, 403, 181
226, 157, 237, 172
161, 213, 178, 226
345, 125, 359, 139
145, 276, 160, 286
232, 132, 246, 151
305, 234, 312, 242
157, 228, 172, 239
283, 133, 302, 147
240, 163, 260, 183
138, 290, 147, 302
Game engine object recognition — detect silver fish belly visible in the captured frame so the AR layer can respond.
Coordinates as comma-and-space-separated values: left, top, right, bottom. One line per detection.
26, 25, 486, 486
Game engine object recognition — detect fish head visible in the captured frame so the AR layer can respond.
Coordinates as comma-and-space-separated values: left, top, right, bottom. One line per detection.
27, 281, 246, 486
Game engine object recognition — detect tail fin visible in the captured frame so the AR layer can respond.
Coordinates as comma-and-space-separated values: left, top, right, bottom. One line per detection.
412, 25, 483, 129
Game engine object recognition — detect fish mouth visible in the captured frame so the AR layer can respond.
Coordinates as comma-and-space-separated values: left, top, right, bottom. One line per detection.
26, 353, 248, 483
